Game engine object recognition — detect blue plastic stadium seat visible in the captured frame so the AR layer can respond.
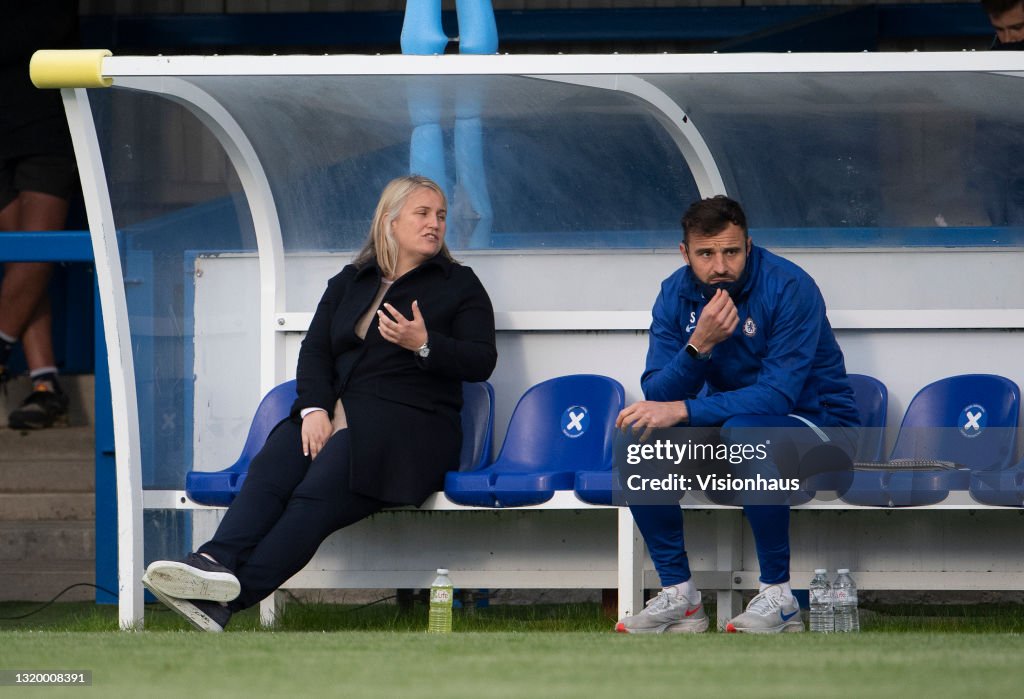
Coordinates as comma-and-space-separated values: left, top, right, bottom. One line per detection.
843, 374, 1020, 507
458, 381, 496, 472
186, 380, 298, 506
848, 373, 889, 462
573, 469, 619, 506
966, 383, 1024, 507
187, 380, 494, 506
791, 373, 890, 505
970, 460, 1024, 507
445, 374, 624, 507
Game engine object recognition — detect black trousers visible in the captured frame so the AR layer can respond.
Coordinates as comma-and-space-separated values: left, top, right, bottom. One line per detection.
199, 421, 388, 611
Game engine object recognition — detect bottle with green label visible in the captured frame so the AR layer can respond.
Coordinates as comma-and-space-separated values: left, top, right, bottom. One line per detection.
427, 568, 453, 633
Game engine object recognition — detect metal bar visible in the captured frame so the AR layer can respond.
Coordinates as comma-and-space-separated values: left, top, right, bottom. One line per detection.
101, 52, 1024, 78
617, 507, 645, 619
0, 231, 94, 261
274, 309, 1024, 333
144, 487, 1016, 512
715, 510, 744, 627
62, 87, 146, 630
144, 488, 612, 511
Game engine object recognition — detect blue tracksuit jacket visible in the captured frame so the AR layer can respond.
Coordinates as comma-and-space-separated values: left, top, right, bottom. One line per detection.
642, 244, 859, 428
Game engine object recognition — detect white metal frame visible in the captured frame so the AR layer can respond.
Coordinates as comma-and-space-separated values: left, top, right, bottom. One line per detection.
99, 52, 1024, 76
62, 87, 146, 628
64, 79, 289, 629
274, 309, 1024, 333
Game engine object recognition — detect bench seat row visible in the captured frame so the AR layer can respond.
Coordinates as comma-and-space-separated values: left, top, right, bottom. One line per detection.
186, 373, 1023, 511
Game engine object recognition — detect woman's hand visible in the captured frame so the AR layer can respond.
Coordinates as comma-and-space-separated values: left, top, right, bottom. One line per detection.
378, 300, 428, 351
301, 410, 333, 459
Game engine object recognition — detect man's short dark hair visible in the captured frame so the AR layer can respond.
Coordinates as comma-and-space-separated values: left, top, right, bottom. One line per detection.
982, 0, 1022, 16
681, 195, 748, 245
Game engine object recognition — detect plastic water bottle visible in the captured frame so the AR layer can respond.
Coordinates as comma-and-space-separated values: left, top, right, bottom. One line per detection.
832, 568, 860, 632
809, 568, 834, 633
427, 568, 453, 633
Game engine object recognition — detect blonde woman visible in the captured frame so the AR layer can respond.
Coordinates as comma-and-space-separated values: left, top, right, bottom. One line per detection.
143, 175, 497, 631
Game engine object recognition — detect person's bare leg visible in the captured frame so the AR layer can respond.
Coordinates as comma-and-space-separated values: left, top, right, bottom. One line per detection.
16, 191, 68, 232
20, 295, 54, 371
0, 195, 18, 231
0, 191, 66, 346
3, 191, 71, 428
0, 198, 43, 341
0, 262, 53, 342
12, 191, 68, 372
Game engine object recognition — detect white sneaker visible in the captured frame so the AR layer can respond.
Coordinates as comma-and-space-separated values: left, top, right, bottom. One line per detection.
142, 577, 231, 632
143, 553, 240, 602
725, 585, 804, 634
615, 588, 709, 634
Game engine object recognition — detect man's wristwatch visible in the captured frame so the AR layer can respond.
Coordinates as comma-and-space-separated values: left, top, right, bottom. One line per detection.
685, 343, 711, 361
416, 341, 430, 358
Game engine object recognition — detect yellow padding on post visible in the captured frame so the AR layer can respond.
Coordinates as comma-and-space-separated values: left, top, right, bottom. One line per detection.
30, 49, 113, 89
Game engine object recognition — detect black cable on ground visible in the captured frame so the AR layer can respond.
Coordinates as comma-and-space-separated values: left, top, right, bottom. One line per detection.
0, 583, 119, 620
342, 594, 398, 613
279, 589, 400, 614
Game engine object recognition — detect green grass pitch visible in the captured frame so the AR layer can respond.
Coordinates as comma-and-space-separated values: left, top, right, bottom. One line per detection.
1, 601, 1022, 697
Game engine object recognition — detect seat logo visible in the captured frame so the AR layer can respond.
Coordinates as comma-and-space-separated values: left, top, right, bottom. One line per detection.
959, 403, 987, 438
562, 406, 590, 438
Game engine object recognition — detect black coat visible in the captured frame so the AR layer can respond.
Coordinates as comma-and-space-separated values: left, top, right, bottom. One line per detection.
291, 254, 497, 505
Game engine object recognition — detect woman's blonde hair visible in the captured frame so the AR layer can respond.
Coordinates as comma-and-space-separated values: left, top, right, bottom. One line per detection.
353, 175, 454, 278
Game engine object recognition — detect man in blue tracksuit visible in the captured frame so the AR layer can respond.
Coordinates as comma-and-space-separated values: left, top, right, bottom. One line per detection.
615, 195, 859, 634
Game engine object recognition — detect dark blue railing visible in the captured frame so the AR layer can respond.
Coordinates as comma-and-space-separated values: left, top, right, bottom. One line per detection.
0, 231, 116, 604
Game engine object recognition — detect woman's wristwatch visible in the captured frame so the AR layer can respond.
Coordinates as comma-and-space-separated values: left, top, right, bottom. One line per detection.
416, 341, 430, 358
